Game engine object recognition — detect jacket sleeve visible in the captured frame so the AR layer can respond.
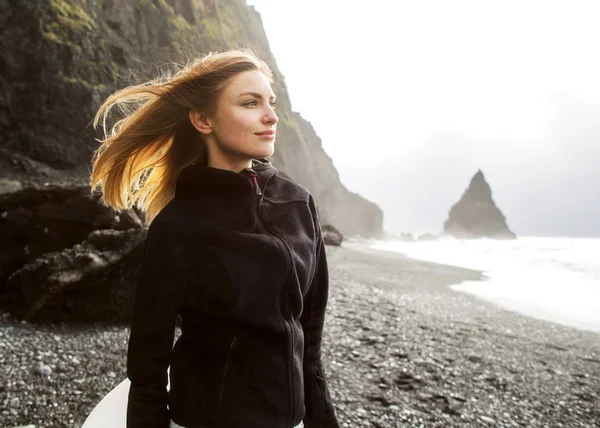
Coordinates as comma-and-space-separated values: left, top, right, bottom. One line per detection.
126, 218, 188, 428
300, 196, 341, 428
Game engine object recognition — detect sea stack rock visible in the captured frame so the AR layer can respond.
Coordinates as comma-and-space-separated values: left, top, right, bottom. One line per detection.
443, 170, 516, 239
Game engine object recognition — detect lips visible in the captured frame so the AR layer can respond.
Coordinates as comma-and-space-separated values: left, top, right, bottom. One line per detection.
255, 130, 275, 136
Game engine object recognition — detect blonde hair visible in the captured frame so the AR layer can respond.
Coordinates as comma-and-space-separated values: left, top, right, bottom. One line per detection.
89, 48, 273, 226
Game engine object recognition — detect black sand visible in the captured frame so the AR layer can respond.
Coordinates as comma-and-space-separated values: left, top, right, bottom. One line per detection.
1, 243, 599, 427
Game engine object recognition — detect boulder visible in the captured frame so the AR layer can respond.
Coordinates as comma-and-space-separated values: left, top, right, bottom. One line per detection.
0, 184, 143, 290
1, 228, 146, 324
322, 224, 343, 246
444, 170, 516, 239
416, 233, 438, 242
399, 232, 416, 242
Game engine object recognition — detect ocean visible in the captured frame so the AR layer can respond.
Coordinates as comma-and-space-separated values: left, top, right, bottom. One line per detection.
369, 236, 600, 334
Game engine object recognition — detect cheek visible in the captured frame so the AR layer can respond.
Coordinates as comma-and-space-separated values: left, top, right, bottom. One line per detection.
223, 111, 255, 135
213, 112, 257, 148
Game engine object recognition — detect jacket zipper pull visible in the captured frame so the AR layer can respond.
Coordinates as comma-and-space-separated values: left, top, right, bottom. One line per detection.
250, 172, 262, 195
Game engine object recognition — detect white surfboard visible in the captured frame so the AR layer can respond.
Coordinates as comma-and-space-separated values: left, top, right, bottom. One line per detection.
81, 369, 302, 428
81, 367, 171, 428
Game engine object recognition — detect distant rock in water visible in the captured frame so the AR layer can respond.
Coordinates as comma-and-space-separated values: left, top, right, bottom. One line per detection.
444, 170, 516, 239
416, 233, 439, 242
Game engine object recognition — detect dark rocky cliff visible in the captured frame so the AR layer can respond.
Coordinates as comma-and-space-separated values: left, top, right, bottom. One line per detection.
444, 170, 516, 239
0, 0, 382, 238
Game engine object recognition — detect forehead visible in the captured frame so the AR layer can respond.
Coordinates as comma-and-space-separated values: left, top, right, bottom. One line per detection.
224, 70, 275, 98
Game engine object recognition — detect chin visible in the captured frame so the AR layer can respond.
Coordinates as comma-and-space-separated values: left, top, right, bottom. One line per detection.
253, 146, 275, 159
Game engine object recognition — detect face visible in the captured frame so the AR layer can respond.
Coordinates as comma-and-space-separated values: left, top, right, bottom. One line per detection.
190, 69, 278, 169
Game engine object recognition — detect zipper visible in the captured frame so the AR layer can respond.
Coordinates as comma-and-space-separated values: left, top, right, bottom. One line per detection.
249, 171, 262, 195
217, 335, 237, 406
246, 169, 296, 427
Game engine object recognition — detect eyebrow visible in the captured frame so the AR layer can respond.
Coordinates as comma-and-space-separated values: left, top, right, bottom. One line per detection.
237, 91, 276, 100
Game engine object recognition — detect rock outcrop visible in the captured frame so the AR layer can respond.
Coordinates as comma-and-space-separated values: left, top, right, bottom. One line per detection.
444, 170, 516, 239
0, 184, 345, 323
0, 185, 146, 322
1, 228, 146, 323
0, 0, 382, 238
322, 224, 343, 246
0, 184, 142, 289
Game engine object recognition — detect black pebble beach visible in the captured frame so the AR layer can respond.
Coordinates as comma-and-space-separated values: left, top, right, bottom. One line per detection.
1, 242, 599, 427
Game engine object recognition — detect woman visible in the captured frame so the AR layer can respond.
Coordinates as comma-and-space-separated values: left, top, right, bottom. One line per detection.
89, 49, 340, 428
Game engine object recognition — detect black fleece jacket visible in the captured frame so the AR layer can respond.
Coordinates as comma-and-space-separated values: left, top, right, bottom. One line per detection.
126, 158, 340, 428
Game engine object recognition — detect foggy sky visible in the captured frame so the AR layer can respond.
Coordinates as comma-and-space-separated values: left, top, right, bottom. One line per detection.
341, 97, 600, 237
248, 0, 600, 237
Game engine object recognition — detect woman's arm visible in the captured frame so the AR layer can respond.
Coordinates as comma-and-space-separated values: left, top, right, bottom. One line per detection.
126, 218, 188, 428
300, 196, 341, 428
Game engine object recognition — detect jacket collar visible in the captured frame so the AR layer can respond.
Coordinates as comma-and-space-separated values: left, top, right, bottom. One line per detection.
175, 158, 278, 197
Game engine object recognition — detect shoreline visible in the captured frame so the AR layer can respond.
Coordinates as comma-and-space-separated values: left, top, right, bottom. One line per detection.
365, 238, 600, 335
325, 242, 599, 427
1, 243, 598, 427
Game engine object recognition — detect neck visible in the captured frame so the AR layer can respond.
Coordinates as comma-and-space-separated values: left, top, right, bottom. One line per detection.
207, 153, 253, 174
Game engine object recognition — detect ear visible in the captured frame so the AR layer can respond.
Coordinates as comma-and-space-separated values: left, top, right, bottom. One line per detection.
189, 110, 212, 135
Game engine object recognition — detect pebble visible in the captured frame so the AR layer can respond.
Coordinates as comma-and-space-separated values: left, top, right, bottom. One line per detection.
36, 365, 52, 376
1, 245, 600, 427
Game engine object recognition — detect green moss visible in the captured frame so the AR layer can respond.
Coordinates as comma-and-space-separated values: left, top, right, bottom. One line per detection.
134, 0, 159, 10
42, 30, 64, 45
201, 16, 222, 41
58, 72, 107, 92
43, 0, 94, 46
155, 0, 173, 10
216, 3, 243, 48
163, 11, 207, 61
168, 13, 195, 33
51, 0, 93, 31
281, 114, 299, 131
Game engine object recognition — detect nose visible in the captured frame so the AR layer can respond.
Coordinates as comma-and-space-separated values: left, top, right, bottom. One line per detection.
263, 105, 278, 126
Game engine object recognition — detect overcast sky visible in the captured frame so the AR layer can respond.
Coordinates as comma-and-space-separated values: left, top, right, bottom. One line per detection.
246, 0, 600, 237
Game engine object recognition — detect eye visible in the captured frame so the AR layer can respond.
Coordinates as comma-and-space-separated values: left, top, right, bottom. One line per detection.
243, 100, 277, 109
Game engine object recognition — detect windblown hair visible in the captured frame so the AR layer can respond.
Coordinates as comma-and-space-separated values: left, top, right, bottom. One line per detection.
89, 48, 273, 226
